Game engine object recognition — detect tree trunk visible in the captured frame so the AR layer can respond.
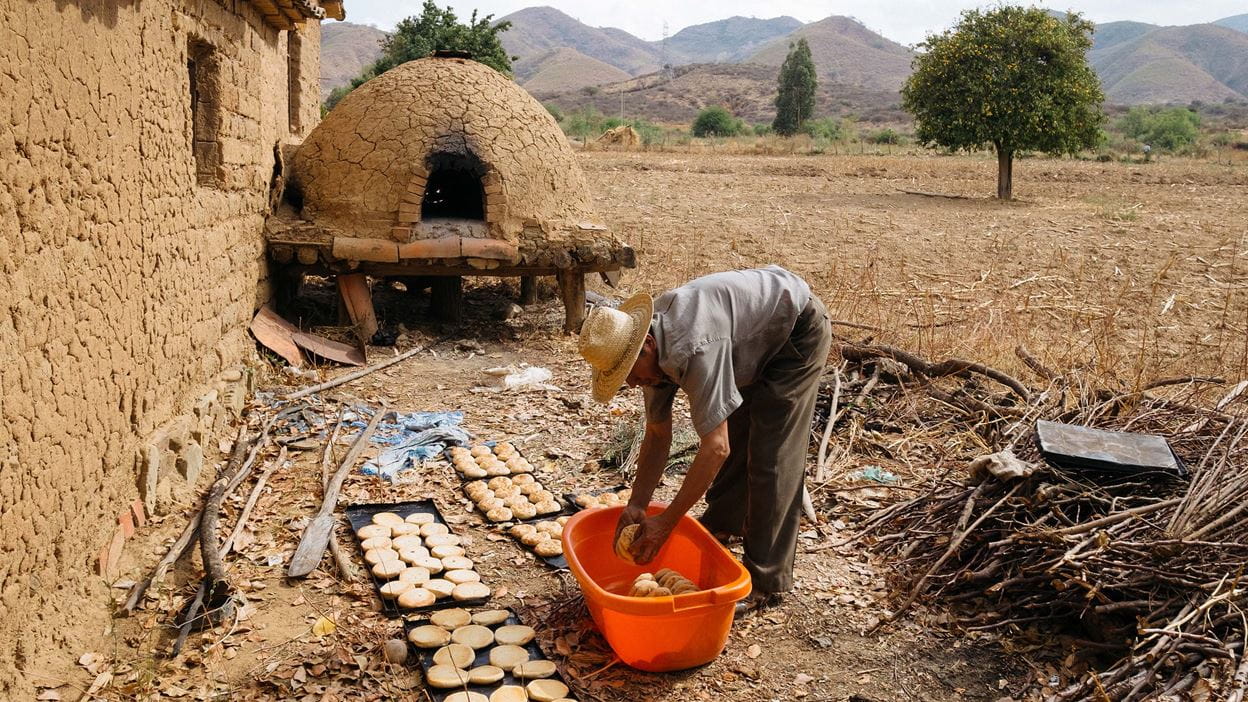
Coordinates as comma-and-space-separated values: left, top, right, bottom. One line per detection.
996, 148, 1014, 200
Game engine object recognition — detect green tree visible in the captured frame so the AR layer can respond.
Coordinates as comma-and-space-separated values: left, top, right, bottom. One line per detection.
901, 7, 1105, 199
1118, 106, 1201, 152
773, 38, 817, 136
325, 1, 512, 110
692, 106, 740, 137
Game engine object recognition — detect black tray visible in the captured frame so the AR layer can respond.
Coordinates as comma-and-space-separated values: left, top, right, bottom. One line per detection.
462, 476, 569, 527
564, 485, 631, 512
496, 522, 568, 570
344, 500, 490, 617
1036, 420, 1186, 477
404, 609, 573, 701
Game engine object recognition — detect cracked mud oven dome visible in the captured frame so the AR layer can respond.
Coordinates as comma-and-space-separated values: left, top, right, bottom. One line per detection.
289, 56, 627, 261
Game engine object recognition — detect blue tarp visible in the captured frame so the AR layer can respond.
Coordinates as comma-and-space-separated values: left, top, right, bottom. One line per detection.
358, 410, 471, 481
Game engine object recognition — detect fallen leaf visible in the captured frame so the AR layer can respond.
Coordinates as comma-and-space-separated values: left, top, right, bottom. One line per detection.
312, 617, 337, 636
35, 690, 61, 701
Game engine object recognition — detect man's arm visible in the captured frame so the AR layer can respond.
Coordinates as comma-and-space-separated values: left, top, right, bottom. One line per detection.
629, 419, 730, 564
615, 417, 672, 541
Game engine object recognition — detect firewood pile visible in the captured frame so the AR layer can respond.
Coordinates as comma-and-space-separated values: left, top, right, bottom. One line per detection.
821, 337, 1248, 701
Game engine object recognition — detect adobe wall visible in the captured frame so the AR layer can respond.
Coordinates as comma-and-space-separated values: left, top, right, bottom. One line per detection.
0, 1, 321, 694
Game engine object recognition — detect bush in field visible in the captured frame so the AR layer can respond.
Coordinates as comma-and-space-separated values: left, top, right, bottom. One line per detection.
870, 128, 901, 145
753, 123, 774, 136
1117, 106, 1201, 152
773, 38, 817, 136
804, 117, 844, 140
902, 7, 1105, 199
692, 106, 741, 137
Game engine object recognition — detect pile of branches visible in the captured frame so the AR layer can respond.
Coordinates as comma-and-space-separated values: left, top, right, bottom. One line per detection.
825, 339, 1248, 701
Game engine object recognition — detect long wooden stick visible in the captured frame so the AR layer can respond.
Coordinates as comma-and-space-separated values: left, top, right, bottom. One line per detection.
285, 345, 429, 400
319, 410, 356, 580
815, 366, 842, 483
223, 447, 288, 558
288, 407, 386, 577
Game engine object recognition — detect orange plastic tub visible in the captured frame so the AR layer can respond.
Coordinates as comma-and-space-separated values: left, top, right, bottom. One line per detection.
561, 502, 752, 671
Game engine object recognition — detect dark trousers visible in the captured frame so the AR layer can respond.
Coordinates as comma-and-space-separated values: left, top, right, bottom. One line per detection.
698, 295, 832, 594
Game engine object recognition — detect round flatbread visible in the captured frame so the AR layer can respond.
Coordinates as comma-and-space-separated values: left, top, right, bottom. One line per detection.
470, 446, 492, 457
420, 523, 451, 537
477, 497, 505, 512
426, 664, 470, 689
379, 580, 413, 600
487, 477, 513, 490
514, 660, 558, 680
372, 512, 404, 527
356, 524, 390, 540
424, 579, 455, 598
451, 624, 494, 649
392, 534, 423, 551
453, 581, 491, 601
494, 625, 536, 647
424, 534, 461, 547
441, 555, 474, 571
511, 502, 538, 520
405, 511, 435, 525
364, 548, 401, 566
399, 547, 431, 565
614, 524, 638, 564
446, 693, 488, 702
372, 559, 406, 579
486, 507, 513, 522
430, 608, 472, 629
411, 555, 444, 574
512, 474, 535, 485
527, 679, 570, 702
433, 643, 476, 668
489, 686, 527, 702
535, 500, 562, 516
445, 569, 481, 585
520, 531, 546, 547
431, 545, 466, 559
461, 466, 489, 479
469, 665, 505, 685
407, 624, 451, 647
389, 522, 421, 537
488, 644, 529, 671
359, 536, 392, 550
398, 567, 431, 584
397, 587, 435, 609
534, 539, 563, 558
471, 609, 511, 626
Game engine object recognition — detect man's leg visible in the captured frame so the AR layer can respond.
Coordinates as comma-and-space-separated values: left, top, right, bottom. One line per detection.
698, 391, 752, 539
742, 298, 832, 594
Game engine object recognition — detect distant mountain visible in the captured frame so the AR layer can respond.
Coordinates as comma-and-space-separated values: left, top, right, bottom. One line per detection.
747, 16, 914, 92
320, 21, 386, 98
1090, 24, 1248, 104
1092, 21, 1159, 51
497, 6, 661, 76
515, 47, 632, 93
1215, 14, 1248, 33
666, 16, 804, 63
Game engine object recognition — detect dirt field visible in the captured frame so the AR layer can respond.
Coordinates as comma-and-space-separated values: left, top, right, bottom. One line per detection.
49, 150, 1246, 701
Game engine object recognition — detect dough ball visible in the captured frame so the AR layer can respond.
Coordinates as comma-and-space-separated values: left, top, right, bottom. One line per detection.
487, 477, 514, 490
535, 521, 560, 535
379, 580, 413, 600
477, 497, 505, 512
575, 495, 599, 509
511, 502, 537, 520
420, 523, 450, 537
372, 559, 406, 579
424, 579, 455, 598
509, 524, 537, 539
519, 483, 542, 497
494, 485, 520, 499
488, 644, 530, 671
356, 524, 390, 540
407, 623, 450, 647
425, 663, 470, 689
486, 507, 514, 522
444, 569, 481, 585
599, 492, 621, 505
465, 480, 488, 493
469, 665, 506, 685
451, 624, 495, 649
432, 643, 476, 668
359, 536, 393, 550
520, 531, 546, 547
470, 445, 492, 458
495, 441, 515, 455
453, 581, 491, 601
430, 608, 472, 629
503, 494, 529, 510
372, 512, 405, 527
512, 474, 536, 485
494, 625, 536, 646
535, 500, 562, 516
397, 587, 436, 609
389, 523, 421, 537
431, 544, 466, 559
555, 516, 570, 526
471, 609, 512, 626
534, 539, 563, 558
398, 567, 431, 583
614, 525, 639, 564
513, 659, 558, 679
527, 679, 570, 702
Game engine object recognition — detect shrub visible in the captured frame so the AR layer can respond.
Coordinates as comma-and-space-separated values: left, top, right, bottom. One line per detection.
870, 128, 901, 145
1117, 106, 1201, 152
804, 117, 844, 141
753, 123, 773, 136
692, 106, 740, 137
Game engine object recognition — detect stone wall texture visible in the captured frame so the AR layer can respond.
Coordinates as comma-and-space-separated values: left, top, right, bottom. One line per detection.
0, 1, 322, 693
293, 57, 601, 244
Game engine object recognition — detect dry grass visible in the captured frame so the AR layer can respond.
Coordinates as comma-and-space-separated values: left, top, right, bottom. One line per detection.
582, 150, 1248, 391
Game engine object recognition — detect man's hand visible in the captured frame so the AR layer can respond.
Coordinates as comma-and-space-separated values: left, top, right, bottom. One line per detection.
628, 514, 676, 565
614, 504, 647, 545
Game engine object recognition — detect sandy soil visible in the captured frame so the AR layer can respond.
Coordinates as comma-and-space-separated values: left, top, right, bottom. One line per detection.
53, 149, 1247, 701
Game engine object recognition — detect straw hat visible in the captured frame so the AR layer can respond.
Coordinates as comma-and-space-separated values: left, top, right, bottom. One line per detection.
578, 293, 654, 403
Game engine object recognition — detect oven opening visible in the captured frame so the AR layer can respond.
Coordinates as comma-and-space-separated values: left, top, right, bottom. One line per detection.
422, 151, 486, 221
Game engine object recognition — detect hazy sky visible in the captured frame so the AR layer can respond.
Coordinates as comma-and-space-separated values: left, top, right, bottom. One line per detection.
343, 1, 1247, 46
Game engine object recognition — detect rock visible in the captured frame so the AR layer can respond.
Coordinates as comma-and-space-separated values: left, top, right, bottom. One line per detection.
382, 639, 408, 664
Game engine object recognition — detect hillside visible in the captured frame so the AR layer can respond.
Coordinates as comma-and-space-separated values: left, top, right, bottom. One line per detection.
1092, 21, 1158, 51
515, 47, 631, 93
532, 63, 904, 125
1091, 24, 1248, 104
746, 16, 914, 92
666, 16, 804, 63
1215, 14, 1248, 33
320, 21, 386, 98
497, 6, 660, 76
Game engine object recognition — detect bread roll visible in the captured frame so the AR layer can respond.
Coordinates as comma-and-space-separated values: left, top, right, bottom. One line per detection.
511, 502, 537, 520
487, 477, 513, 490
526, 679, 570, 702
432, 643, 476, 668
424, 534, 461, 548
510, 524, 537, 539
391, 534, 423, 551
431, 544, 466, 559
356, 524, 390, 540
359, 536, 392, 550
534, 539, 563, 557
494, 625, 536, 646
469, 665, 505, 685
407, 624, 450, 647
424, 579, 454, 598
444, 569, 481, 585
420, 523, 450, 537
461, 466, 488, 479
452, 581, 491, 601
389, 523, 421, 537
485, 507, 513, 522
372, 559, 406, 579
397, 586, 436, 609
512, 474, 536, 485
451, 624, 494, 649
488, 644, 529, 671
488, 686, 526, 702
471, 609, 511, 626
379, 580, 412, 600
430, 608, 472, 628
446, 692, 488, 702
513, 660, 557, 679
426, 663, 470, 689
614, 525, 638, 564
372, 512, 405, 527
398, 567, 431, 583
441, 555, 475, 571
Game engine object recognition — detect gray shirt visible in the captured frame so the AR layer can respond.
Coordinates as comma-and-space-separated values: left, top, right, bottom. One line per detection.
643, 266, 812, 436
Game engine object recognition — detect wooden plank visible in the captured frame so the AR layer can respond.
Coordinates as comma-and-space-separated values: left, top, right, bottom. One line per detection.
336, 273, 379, 343
250, 304, 304, 367
293, 332, 366, 367
520, 275, 538, 304
431, 277, 463, 323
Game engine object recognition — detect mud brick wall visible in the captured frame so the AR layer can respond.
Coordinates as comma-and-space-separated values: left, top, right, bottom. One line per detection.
0, 1, 322, 693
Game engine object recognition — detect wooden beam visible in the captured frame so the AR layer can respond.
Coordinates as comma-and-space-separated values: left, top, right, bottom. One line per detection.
431, 277, 463, 323
519, 275, 538, 304
336, 273, 379, 343
557, 270, 586, 334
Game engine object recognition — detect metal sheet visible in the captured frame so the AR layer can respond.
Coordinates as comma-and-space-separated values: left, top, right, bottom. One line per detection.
1035, 420, 1185, 476
293, 331, 365, 367
250, 304, 304, 368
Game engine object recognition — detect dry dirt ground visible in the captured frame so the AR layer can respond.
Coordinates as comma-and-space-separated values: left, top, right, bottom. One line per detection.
48, 150, 1246, 701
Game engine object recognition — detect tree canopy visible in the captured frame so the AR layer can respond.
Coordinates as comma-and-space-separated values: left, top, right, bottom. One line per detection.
901, 7, 1105, 198
325, 1, 512, 111
692, 106, 743, 137
772, 38, 817, 136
